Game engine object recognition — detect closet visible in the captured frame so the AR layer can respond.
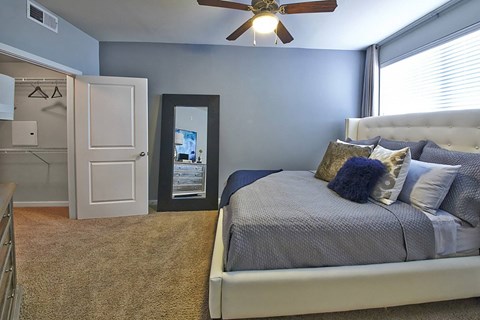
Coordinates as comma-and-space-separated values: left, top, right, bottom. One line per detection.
0, 55, 68, 207
0, 46, 149, 219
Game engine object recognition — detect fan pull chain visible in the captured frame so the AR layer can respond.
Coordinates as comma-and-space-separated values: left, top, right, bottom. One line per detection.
253, 29, 257, 46
275, 27, 278, 45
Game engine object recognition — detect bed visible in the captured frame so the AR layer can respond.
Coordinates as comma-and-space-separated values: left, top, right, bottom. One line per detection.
209, 109, 480, 319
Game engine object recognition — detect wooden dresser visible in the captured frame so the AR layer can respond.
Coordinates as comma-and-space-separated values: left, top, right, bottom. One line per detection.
0, 183, 21, 320
173, 162, 206, 197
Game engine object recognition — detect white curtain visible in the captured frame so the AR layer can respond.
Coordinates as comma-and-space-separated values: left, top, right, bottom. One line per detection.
361, 44, 379, 117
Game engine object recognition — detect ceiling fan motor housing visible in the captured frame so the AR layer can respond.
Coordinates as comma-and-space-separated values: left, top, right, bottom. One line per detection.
251, 0, 280, 14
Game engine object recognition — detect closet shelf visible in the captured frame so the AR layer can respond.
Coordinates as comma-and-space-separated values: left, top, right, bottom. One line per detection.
0, 148, 67, 153
15, 78, 66, 84
0, 148, 67, 165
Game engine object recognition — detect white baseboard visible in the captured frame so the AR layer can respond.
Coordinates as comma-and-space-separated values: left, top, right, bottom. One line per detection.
14, 201, 69, 207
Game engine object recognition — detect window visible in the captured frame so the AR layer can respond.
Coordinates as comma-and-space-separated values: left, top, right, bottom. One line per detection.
379, 27, 480, 116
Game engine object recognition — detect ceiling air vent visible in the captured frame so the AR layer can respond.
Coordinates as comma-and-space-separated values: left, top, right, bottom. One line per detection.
27, 0, 58, 33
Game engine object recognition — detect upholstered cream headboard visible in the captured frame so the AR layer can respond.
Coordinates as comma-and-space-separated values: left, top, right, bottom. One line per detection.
345, 109, 480, 153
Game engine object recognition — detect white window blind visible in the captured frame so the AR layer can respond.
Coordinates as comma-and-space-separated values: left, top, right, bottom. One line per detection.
380, 27, 480, 116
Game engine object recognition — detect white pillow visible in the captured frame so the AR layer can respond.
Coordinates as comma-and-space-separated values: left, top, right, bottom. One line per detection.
369, 145, 411, 205
398, 160, 460, 214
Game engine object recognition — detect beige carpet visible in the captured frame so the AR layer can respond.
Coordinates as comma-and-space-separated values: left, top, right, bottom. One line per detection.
13, 207, 480, 320
14, 207, 215, 320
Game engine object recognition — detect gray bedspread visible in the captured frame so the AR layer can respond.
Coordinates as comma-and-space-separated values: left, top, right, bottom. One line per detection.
223, 171, 436, 271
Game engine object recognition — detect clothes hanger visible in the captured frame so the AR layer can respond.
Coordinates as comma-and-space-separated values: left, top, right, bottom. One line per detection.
28, 83, 49, 99
51, 81, 63, 98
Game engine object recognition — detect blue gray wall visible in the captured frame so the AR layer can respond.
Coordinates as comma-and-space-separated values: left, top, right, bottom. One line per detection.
380, 0, 480, 65
0, 0, 99, 75
100, 42, 365, 200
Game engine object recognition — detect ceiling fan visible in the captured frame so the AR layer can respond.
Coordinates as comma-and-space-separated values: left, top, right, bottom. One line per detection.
197, 0, 338, 44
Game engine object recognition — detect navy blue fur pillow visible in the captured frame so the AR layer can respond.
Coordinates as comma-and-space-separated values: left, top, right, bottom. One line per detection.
328, 157, 386, 203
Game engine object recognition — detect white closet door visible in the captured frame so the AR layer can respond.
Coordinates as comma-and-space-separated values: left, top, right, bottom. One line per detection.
75, 76, 148, 219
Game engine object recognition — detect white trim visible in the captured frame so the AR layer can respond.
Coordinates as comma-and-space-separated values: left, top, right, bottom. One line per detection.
380, 21, 480, 68
0, 42, 82, 76
14, 201, 69, 207
67, 76, 77, 219
378, 0, 464, 47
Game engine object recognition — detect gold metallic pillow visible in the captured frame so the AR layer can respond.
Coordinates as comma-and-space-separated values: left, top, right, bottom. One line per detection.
315, 142, 373, 182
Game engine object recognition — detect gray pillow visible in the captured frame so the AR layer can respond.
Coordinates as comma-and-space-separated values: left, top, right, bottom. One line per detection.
345, 136, 380, 147
315, 141, 373, 182
419, 141, 480, 226
398, 160, 460, 214
378, 138, 427, 160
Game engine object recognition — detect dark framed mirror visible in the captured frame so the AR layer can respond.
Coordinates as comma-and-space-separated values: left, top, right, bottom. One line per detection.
157, 94, 219, 211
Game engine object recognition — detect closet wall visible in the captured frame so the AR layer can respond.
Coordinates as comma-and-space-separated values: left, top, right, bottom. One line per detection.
0, 62, 68, 204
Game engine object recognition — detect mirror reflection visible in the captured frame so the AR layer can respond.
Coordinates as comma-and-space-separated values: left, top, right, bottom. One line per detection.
172, 106, 208, 199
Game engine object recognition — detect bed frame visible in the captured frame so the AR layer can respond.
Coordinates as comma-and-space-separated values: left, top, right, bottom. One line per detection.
209, 109, 480, 319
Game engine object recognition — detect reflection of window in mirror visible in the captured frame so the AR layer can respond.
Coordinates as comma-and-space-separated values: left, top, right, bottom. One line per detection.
174, 106, 208, 164
173, 106, 208, 199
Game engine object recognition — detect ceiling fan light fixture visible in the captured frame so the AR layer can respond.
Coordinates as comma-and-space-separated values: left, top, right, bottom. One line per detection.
252, 12, 279, 34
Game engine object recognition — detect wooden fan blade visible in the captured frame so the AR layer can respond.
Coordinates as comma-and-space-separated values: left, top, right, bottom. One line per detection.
281, 0, 337, 14
197, 0, 250, 11
275, 21, 294, 44
227, 18, 254, 41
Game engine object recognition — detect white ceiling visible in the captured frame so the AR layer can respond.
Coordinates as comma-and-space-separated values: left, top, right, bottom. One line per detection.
36, 0, 452, 50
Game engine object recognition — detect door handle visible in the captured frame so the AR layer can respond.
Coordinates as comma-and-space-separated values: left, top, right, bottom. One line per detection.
139, 152, 146, 157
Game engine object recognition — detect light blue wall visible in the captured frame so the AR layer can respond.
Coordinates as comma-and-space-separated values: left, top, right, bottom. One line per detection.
100, 42, 365, 200
0, 0, 99, 75
380, 0, 480, 65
